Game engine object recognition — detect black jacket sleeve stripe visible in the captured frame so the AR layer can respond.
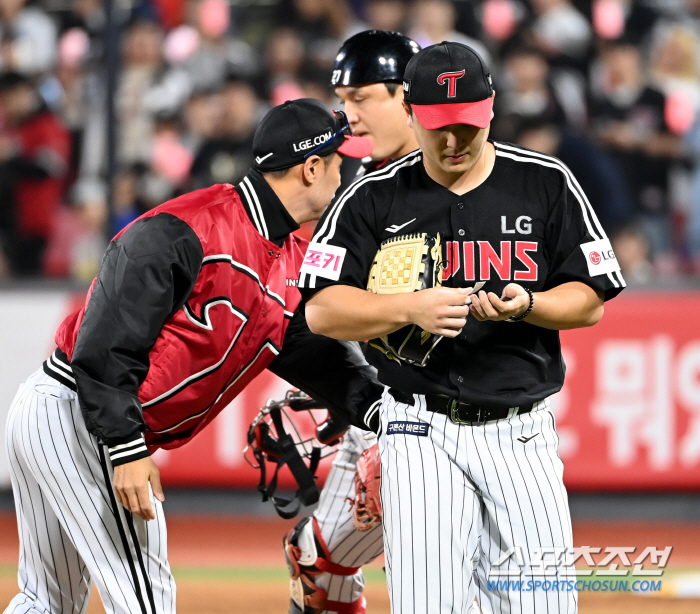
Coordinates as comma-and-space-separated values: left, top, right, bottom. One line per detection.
71, 213, 203, 450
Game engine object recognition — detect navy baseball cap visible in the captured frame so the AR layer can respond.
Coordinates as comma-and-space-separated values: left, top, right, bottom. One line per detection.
403, 42, 494, 130
253, 98, 373, 172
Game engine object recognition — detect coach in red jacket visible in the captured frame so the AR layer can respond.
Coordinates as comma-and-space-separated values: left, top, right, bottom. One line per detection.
4, 99, 376, 614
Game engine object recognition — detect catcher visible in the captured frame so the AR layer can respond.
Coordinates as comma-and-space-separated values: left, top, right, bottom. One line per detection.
279, 30, 421, 614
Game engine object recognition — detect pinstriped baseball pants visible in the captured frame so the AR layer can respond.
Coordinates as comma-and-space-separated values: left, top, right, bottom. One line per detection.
4, 369, 175, 614
313, 426, 385, 611
378, 389, 577, 614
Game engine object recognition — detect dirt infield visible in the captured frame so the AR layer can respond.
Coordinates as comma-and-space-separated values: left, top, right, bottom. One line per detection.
0, 514, 698, 613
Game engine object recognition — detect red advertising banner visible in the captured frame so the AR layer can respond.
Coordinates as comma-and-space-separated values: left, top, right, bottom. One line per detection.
554, 292, 700, 490
156, 293, 700, 491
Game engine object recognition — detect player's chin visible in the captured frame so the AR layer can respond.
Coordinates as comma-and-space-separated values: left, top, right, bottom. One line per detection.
441, 154, 472, 171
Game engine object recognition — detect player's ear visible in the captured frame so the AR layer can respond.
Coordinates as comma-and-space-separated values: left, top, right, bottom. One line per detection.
403, 101, 413, 127
301, 155, 322, 185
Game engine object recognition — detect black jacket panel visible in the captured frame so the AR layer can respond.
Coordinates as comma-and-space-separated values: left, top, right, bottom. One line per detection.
71, 213, 203, 446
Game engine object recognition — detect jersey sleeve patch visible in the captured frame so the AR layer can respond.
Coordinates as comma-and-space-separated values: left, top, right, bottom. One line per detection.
299, 242, 347, 281
580, 238, 620, 277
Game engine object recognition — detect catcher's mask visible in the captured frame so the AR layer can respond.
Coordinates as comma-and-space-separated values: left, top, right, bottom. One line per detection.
244, 390, 349, 519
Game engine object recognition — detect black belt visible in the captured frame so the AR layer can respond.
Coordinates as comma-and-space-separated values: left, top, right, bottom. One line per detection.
388, 389, 534, 425
426, 395, 534, 424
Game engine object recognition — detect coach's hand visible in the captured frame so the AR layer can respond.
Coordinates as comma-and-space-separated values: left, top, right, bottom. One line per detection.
407, 287, 472, 337
469, 283, 530, 322
113, 457, 165, 521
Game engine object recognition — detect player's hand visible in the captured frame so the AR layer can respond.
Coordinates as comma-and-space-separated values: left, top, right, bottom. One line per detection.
406, 287, 472, 337
113, 456, 164, 521
470, 283, 530, 322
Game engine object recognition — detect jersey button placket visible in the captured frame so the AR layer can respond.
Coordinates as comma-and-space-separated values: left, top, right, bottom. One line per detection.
452, 198, 470, 242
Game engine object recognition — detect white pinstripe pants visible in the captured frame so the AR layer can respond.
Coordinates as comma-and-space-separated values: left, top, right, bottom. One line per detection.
378, 390, 577, 614
313, 426, 384, 610
4, 369, 175, 614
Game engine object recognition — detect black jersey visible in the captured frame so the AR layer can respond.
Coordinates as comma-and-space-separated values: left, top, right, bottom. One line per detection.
299, 142, 625, 407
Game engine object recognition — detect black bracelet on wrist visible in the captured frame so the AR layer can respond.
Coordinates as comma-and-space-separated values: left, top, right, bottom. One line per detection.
506, 288, 534, 322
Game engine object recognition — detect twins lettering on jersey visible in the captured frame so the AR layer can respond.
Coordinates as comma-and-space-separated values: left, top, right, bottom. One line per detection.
300, 239, 538, 283
443, 240, 538, 282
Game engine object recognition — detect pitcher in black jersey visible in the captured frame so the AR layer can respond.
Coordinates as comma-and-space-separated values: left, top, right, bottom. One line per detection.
299, 42, 625, 614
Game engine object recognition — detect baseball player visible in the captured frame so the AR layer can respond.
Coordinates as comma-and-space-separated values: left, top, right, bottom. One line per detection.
3, 99, 379, 614
282, 30, 420, 614
299, 42, 626, 614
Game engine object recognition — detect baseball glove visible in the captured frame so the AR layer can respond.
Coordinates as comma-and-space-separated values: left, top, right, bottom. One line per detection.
366, 233, 444, 367
348, 444, 382, 532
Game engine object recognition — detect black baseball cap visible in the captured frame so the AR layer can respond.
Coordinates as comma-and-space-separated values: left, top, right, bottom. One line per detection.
252, 98, 373, 172
403, 41, 494, 130
331, 30, 421, 87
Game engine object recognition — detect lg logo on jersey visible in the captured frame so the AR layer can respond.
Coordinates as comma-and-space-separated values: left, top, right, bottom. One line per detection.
501, 216, 532, 235
443, 241, 539, 282
590, 250, 615, 265
581, 239, 620, 277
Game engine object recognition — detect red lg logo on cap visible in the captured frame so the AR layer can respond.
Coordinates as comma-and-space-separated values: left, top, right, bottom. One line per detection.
437, 70, 466, 98
589, 251, 601, 265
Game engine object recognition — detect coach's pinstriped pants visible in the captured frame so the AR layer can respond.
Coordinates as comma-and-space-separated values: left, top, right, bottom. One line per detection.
378, 389, 577, 614
4, 369, 175, 614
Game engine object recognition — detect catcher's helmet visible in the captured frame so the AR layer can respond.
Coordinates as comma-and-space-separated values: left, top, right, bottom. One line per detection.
331, 30, 420, 87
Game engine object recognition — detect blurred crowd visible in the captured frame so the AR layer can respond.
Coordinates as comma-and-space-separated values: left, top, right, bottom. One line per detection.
0, 0, 700, 285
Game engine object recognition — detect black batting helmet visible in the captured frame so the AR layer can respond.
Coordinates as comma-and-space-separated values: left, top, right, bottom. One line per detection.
331, 30, 420, 88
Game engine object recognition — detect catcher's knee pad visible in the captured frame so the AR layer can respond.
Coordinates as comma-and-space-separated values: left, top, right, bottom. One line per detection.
283, 516, 365, 614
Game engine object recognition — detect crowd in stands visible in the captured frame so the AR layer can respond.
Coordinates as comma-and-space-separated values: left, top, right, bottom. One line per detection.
0, 0, 699, 286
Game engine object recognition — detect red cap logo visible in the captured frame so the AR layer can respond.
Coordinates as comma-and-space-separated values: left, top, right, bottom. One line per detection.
589, 251, 601, 265
437, 70, 466, 98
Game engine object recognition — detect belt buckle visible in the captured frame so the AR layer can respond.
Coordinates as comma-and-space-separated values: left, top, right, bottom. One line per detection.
449, 400, 483, 425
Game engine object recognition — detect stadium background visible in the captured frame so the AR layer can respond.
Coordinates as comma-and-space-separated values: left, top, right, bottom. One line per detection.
0, 0, 699, 612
